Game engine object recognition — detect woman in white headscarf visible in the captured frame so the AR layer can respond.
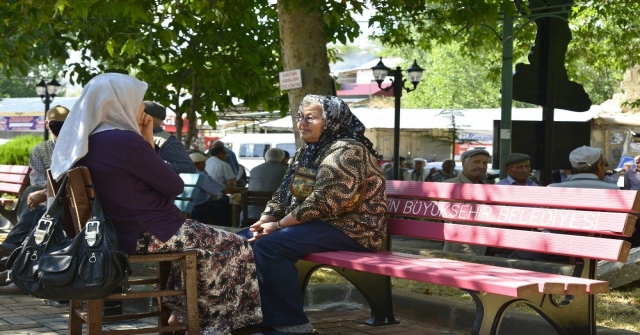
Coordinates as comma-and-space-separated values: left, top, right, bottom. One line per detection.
50, 73, 262, 334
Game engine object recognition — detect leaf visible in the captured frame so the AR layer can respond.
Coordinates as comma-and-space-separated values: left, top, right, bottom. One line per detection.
106, 39, 115, 57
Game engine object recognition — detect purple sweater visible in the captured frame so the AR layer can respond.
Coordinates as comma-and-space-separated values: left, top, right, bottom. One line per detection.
77, 130, 185, 254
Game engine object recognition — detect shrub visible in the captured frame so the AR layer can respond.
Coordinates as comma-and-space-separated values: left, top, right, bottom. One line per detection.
0, 135, 42, 165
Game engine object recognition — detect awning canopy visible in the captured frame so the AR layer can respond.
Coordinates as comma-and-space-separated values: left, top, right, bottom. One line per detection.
336, 83, 394, 98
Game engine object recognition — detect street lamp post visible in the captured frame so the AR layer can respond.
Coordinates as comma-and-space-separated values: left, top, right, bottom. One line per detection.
371, 58, 424, 180
35, 78, 61, 141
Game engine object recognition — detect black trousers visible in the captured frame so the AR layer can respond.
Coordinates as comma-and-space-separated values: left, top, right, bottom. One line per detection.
1, 186, 45, 250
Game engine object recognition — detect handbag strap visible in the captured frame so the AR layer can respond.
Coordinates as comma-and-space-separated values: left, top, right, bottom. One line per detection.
33, 175, 69, 245
84, 193, 107, 247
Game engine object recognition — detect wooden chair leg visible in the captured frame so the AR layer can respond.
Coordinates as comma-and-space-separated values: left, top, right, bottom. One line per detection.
159, 260, 173, 335
86, 299, 103, 335
68, 299, 83, 335
184, 253, 200, 334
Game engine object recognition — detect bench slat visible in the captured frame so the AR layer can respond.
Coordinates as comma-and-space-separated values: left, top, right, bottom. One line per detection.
387, 219, 631, 262
304, 251, 541, 298
387, 198, 636, 236
0, 165, 30, 174
0, 173, 29, 184
0, 182, 25, 194
304, 251, 608, 296
378, 252, 610, 295
386, 181, 640, 213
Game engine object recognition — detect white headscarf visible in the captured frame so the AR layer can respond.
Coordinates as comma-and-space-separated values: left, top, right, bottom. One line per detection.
50, 73, 148, 181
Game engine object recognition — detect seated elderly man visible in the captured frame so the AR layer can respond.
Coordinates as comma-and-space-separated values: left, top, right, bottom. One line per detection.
443, 149, 491, 255
426, 159, 458, 182
496, 153, 538, 186
445, 149, 490, 184
409, 157, 428, 181
511, 146, 620, 261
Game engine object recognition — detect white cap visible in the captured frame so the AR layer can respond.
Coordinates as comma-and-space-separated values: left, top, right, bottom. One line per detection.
189, 152, 208, 163
413, 158, 427, 163
569, 146, 601, 168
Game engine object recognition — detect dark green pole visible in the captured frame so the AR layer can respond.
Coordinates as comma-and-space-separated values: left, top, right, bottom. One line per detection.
500, 8, 513, 179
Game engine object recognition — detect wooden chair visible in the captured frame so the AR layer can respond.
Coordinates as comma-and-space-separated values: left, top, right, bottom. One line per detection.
48, 166, 200, 335
240, 190, 274, 227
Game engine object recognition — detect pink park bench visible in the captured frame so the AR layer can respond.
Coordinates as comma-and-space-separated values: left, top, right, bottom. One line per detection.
0, 165, 31, 224
297, 180, 638, 335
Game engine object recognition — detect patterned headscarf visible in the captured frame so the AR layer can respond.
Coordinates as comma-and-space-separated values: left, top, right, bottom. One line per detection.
280, 95, 378, 209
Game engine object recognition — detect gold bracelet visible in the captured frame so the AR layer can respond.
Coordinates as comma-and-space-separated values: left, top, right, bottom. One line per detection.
276, 220, 282, 229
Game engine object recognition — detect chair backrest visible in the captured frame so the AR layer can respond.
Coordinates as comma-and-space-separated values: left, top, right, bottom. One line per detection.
47, 169, 204, 236
47, 166, 95, 238
241, 190, 274, 226
175, 173, 205, 216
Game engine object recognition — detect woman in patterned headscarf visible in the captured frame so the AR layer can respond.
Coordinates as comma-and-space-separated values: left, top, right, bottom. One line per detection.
238, 95, 387, 334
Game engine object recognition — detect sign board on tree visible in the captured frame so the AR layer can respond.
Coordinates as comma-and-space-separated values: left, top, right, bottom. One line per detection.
279, 69, 302, 90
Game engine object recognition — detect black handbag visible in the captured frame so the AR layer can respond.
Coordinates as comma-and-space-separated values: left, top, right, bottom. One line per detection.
5, 176, 132, 300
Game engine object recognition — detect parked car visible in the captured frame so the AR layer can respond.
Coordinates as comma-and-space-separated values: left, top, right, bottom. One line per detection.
220, 133, 296, 176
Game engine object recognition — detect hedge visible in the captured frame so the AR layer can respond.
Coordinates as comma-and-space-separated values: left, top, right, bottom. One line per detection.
0, 135, 43, 165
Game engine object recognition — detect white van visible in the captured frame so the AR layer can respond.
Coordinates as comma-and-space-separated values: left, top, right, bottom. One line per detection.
220, 133, 296, 174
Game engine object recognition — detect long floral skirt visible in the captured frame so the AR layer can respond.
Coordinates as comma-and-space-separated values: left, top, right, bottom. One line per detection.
136, 219, 263, 334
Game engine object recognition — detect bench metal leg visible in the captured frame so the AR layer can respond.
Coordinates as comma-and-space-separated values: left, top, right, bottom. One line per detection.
468, 291, 596, 335
296, 259, 398, 326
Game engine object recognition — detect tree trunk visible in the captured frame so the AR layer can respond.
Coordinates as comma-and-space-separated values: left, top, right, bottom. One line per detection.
278, 0, 334, 146
185, 75, 199, 150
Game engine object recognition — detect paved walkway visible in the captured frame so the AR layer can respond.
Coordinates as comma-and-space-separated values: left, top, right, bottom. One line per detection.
0, 230, 637, 334
0, 293, 467, 335
1, 289, 638, 335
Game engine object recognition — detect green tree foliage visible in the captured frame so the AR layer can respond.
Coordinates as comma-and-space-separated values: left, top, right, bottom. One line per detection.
393, 42, 506, 109
367, 0, 639, 82
0, 135, 42, 165
0, 61, 67, 98
1, 0, 636, 146
0, 0, 367, 147
1, 0, 286, 146
0, 77, 39, 98
389, 39, 620, 108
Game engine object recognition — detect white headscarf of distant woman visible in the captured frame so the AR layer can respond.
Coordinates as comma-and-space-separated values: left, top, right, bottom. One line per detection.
50, 73, 148, 181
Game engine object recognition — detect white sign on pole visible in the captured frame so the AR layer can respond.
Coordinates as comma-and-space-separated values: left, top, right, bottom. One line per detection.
279, 69, 302, 90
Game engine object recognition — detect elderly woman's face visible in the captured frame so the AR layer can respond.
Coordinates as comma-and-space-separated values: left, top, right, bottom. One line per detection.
297, 104, 325, 144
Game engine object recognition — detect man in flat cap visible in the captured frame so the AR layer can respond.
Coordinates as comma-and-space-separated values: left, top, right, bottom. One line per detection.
441, 148, 491, 255
384, 156, 410, 181
445, 148, 490, 184
549, 146, 618, 190
426, 159, 458, 182
511, 146, 622, 262
144, 101, 196, 174
496, 153, 538, 186
409, 157, 428, 181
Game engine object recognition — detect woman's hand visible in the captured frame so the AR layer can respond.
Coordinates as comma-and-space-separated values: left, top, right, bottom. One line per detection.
248, 217, 278, 243
136, 107, 155, 148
